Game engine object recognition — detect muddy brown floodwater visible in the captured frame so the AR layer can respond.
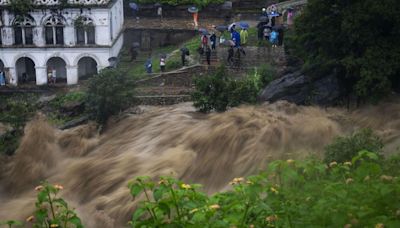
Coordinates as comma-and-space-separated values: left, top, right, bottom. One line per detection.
1, 100, 400, 227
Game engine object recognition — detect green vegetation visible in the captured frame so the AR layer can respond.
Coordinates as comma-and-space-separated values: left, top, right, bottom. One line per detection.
9, 0, 32, 15
128, 151, 400, 227
292, 0, 400, 102
192, 65, 275, 112
85, 69, 136, 124
0, 95, 37, 156
324, 128, 383, 163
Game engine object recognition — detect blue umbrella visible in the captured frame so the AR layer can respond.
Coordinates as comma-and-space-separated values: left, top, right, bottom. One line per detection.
239, 21, 250, 29
188, 6, 199, 13
268, 12, 281, 17
129, 3, 138, 11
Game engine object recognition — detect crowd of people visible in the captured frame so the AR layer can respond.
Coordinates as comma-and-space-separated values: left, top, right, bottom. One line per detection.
131, 4, 293, 74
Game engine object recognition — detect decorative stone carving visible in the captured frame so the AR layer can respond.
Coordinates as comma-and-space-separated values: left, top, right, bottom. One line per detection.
0, 0, 110, 6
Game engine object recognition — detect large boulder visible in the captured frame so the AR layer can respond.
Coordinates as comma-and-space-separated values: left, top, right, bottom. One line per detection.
259, 71, 342, 105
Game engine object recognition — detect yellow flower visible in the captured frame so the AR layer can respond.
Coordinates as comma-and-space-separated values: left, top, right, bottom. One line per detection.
345, 178, 354, 184
286, 159, 295, 164
270, 187, 279, 194
380, 175, 393, 182
54, 184, 64, 190
209, 204, 220, 210
35, 185, 43, 191
266, 215, 278, 223
26, 215, 34, 222
246, 181, 254, 185
181, 184, 191, 190
375, 223, 384, 228
329, 161, 338, 168
230, 177, 245, 185
344, 161, 352, 166
50, 224, 59, 228
158, 179, 168, 185
364, 175, 370, 181
189, 208, 199, 214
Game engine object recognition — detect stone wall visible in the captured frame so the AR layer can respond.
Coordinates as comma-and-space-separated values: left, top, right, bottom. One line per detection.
136, 95, 191, 105
123, 28, 196, 51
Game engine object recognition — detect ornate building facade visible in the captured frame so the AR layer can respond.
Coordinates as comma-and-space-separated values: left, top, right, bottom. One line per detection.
0, 0, 124, 85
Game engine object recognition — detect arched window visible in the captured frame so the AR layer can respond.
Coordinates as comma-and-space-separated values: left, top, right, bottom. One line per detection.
13, 15, 35, 45
75, 16, 95, 45
44, 15, 64, 45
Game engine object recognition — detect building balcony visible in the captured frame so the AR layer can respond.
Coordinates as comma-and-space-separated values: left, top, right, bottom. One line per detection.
0, 0, 111, 7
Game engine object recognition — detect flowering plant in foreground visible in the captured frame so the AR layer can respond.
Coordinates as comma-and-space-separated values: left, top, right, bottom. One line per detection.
28, 182, 83, 228
128, 151, 400, 227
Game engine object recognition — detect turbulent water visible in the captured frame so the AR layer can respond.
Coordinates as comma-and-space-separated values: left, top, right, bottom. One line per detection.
1, 100, 400, 227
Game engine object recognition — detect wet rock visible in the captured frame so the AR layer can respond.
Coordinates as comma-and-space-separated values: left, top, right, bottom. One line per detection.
60, 101, 85, 117
260, 71, 342, 106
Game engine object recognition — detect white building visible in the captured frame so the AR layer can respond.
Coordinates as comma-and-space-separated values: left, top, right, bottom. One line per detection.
0, 0, 124, 85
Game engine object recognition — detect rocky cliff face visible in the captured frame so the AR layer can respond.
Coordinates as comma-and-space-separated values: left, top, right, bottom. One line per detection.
259, 70, 342, 106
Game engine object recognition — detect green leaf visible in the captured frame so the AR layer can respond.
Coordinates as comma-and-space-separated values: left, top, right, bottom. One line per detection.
132, 207, 147, 222
130, 183, 143, 198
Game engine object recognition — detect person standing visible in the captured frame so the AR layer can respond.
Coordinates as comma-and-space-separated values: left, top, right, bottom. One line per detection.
270, 30, 279, 48
264, 26, 271, 41
240, 28, 248, 46
193, 12, 199, 28
205, 46, 211, 65
210, 33, 217, 50
0, 70, 5, 86
181, 48, 187, 66
227, 45, 234, 65
157, 5, 163, 21
145, 57, 153, 74
52, 69, 57, 84
201, 34, 208, 49
160, 57, 166, 72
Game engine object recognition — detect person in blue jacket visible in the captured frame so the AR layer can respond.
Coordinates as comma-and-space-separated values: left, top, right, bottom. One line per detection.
145, 57, 152, 74
232, 30, 241, 47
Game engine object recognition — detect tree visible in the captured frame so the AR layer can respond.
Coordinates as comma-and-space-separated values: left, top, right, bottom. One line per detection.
85, 69, 136, 124
293, 0, 400, 101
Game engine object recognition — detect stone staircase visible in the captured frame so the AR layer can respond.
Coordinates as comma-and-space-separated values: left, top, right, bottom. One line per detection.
200, 50, 220, 66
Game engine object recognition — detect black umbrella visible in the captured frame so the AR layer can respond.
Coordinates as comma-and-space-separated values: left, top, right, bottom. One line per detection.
132, 42, 140, 48
215, 25, 228, 32
198, 28, 210, 35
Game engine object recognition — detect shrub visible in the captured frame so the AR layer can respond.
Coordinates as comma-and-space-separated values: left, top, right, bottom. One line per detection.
85, 69, 136, 124
128, 151, 400, 227
191, 65, 231, 112
324, 128, 383, 163
192, 65, 266, 113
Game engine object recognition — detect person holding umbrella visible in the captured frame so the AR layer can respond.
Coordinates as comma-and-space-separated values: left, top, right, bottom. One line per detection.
155, 3, 162, 21
188, 6, 199, 28
129, 2, 139, 21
